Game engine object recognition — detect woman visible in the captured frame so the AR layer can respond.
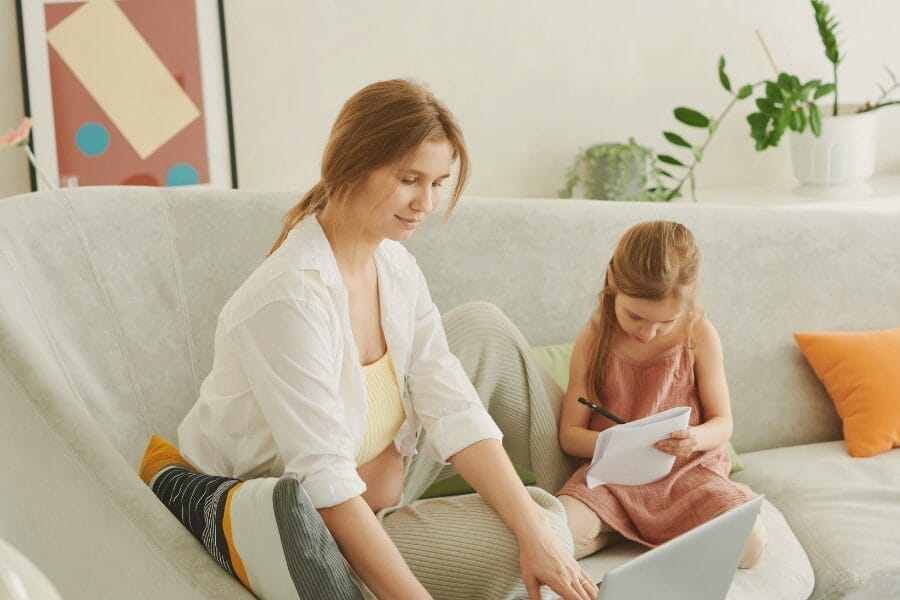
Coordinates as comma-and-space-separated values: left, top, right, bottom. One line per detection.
177, 79, 595, 599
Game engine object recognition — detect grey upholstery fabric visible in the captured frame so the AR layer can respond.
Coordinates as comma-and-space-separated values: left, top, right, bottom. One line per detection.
733, 441, 900, 599
1, 187, 898, 599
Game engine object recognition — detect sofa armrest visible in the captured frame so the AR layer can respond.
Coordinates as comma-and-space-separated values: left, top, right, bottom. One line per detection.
0, 362, 251, 600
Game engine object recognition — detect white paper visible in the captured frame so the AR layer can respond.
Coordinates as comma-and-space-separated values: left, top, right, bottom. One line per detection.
585, 406, 692, 488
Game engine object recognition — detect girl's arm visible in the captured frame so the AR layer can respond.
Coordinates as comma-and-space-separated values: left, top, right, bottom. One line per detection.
319, 496, 432, 599
655, 318, 734, 457
558, 325, 602, 459
450, 439, 596, 600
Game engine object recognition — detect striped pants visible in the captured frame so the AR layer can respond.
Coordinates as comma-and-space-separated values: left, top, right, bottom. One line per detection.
368, 302, 581, 600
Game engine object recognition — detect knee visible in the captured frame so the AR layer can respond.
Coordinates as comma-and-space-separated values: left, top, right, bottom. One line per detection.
738, 517, 768, 569
444, 301, 523, 353
559, 495, 606, 560
448, 301, 510, 331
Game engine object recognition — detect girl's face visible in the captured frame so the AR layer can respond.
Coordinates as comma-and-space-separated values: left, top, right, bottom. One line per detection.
351, 138, 454, 242
614, 292, 691, 345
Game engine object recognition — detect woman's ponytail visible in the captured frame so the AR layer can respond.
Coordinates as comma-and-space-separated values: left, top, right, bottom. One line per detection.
268, 182, 328, 255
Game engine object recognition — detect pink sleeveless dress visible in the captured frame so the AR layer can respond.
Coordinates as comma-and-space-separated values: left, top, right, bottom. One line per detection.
557, 342, 755, 548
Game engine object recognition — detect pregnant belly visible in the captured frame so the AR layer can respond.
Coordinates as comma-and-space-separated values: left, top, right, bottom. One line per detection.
357, 443, 404, 512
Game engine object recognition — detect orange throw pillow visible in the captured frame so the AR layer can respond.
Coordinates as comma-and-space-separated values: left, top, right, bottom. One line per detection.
794, 328, 900, 458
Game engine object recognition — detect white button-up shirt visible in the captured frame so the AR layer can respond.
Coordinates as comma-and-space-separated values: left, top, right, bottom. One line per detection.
177, 215, 502, 508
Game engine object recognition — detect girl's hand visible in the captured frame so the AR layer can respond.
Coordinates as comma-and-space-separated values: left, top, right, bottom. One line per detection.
518, 524, 597, 600
654, 427, 700, 457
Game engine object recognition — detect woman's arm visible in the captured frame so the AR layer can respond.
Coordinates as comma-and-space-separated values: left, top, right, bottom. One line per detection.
319, 496, 431, 599
655, 319, 733, 457
558, 325, 601, 459
451, 440, 596, 600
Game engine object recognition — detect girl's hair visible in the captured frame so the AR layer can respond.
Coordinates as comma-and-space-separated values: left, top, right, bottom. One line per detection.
585, 220, 702, 404
269, 79, 469, 255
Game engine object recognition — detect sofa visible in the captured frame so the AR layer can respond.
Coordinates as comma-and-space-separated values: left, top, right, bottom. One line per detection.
0, 187, 897, 599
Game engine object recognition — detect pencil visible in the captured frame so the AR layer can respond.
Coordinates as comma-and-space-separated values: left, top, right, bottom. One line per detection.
577, 396, 626, 424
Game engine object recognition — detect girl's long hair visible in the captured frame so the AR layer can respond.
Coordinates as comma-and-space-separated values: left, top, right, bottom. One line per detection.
585, 221, 702, 405
269, 79, 469, 255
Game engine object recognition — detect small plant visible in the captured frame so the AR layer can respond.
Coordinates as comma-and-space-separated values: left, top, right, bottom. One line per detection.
654, 54, 836, 201
559, 138, 667, 201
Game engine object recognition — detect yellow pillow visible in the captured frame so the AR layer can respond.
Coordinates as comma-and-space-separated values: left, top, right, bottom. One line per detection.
794, 328, 900, 457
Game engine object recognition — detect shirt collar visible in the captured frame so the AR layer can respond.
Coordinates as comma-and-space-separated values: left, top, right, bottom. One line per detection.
280, 214, 408, 290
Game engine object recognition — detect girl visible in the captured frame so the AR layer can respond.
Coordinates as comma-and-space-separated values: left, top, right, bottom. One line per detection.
556, 220, 767, 568
177, 79, 595, 600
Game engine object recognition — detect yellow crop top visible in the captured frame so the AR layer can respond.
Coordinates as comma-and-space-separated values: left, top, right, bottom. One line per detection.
356, 352, 406, 466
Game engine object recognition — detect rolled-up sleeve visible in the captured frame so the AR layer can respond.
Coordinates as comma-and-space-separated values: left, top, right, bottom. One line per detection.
228, 299, 365, 508
406, 269, 503, 463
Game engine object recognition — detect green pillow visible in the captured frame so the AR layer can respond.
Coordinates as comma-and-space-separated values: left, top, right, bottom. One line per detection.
532, 342, 575, 390
531, 342, 745, 474
419, 464, 537, 499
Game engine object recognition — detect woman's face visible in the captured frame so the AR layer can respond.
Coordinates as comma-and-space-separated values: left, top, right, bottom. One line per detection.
614, 292, 689, 345
352, 138, 454, 242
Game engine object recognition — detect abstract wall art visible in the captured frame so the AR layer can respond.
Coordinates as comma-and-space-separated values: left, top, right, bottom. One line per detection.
16, 0, 236, 190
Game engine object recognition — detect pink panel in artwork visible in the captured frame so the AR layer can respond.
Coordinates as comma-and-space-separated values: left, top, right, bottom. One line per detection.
45, 0, 210, 187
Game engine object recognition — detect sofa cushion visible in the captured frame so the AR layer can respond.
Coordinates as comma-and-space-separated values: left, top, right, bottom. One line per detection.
139, 436, 361, 599
732, 441, 900, 599
794, 328, 900, 457
578, 499, 814, 599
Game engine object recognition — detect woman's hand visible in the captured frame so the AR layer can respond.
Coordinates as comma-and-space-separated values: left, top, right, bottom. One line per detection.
654, 427, 700, 457
518, 523, 597, 600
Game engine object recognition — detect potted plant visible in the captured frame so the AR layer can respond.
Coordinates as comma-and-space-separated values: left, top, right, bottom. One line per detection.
787, 1, 898, 186
653, 0, 898, 197
558, 138, 667, 201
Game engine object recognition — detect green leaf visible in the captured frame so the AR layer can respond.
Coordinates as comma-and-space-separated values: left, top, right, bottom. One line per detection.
776, 109, 790, 130
766, 82, 783, 101
746, 112, 769, 130
673, 107, 710, 128
789, 109, 803, 132
718, 56, 732, 92
657, 154, 686, 167
777, 73, 796, 92
812, 0, 841, 66
809, 103, 822, 136
663, 131, 692, 148
798, 79, 822, 99
654, 168, 675, 179
814, 83, 836, 99
756, 98, 779, 117
736, 84, 753, 99
797, 107, 807, 131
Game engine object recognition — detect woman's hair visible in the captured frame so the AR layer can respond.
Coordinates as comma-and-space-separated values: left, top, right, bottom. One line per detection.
585, 220, 702, 404
269, 79, 469, 255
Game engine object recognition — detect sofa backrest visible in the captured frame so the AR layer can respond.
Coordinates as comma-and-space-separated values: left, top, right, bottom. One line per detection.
2, 188, 897, 465
0, 188, 295, 466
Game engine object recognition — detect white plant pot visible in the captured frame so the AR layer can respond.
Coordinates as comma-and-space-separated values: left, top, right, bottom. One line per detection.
789, 104, 878, 186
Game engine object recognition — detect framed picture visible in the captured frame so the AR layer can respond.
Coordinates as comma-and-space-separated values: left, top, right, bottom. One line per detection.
15, 0, 237, 190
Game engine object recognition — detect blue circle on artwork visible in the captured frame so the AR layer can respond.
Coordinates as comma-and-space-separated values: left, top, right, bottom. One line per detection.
166, 163, 199, 186
75, 122, 109, 156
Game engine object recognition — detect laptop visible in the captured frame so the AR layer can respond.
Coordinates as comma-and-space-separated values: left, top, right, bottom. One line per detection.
596, 494, 764, 600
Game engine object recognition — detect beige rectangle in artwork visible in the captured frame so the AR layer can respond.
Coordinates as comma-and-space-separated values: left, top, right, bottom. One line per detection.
47, 2, 201, 159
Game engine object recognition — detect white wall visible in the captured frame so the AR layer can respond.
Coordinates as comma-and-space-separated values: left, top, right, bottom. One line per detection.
3, 0, 899, 199
1, 0, 30, 198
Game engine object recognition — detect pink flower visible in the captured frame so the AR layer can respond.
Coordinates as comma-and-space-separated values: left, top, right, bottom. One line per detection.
1, 117, 33, 148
